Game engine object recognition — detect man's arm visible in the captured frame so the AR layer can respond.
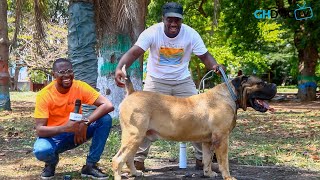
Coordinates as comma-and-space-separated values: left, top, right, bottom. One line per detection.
115, 45, 145, 87
85, 95, 114, 124
35, 118, 80, 137
197, 51, 218, 70
197, 51, 225, 73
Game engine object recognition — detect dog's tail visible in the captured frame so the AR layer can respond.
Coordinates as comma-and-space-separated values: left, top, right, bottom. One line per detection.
122, 64, 135, 95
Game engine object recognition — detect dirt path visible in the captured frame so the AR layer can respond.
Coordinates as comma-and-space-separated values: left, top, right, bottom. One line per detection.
122, 158, 319, 180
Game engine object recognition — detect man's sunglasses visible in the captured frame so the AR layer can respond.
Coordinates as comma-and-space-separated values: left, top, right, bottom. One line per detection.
56, 69, 74, 75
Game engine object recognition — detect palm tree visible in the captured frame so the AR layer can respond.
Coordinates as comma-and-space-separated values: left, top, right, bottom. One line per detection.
94, 0, 149, 117
68, 0, 149, 117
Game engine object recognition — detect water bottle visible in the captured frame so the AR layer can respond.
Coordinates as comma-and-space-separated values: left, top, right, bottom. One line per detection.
63, 174, 71, 180
179, 143, 187, 168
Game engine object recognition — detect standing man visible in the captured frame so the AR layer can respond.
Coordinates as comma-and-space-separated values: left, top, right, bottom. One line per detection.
33, 58, 114, 179
115, 2, 224, 171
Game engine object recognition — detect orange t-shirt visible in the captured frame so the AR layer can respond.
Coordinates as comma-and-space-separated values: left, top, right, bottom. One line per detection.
34, 80, 100, 126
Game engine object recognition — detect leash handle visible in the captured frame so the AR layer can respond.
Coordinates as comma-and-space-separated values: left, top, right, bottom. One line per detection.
218, 66, 238, 101
198, 70, 215, 93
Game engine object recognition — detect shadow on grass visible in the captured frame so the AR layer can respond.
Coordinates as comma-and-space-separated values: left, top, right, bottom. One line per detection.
0, 171, 86, 180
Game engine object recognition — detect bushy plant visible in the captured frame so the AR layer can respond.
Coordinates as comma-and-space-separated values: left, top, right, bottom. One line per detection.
29, 70, 47, 84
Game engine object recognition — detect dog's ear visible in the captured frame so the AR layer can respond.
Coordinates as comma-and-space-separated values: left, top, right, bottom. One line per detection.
232, 75, 248, 111
231, 75, 248, 90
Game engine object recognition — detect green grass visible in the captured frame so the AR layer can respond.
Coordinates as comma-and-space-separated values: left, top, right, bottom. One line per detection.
275, 85, 298, 93
230, 109, 320, 171
0, 92, 319, 179
10, 91, 37, 102
277, 85, 320, 93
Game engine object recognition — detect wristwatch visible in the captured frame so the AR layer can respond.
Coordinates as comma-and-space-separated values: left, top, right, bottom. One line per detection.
83, 117, 90, 126
84, 121, 90, 126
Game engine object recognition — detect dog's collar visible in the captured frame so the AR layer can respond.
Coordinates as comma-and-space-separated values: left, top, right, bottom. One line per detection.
228, 84, 241, 109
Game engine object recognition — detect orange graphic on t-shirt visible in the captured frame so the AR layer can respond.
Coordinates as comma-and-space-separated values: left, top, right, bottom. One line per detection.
160, 47, 184, 57
159, 47, 184, 65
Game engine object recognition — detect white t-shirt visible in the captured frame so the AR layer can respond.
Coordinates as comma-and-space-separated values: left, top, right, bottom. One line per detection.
135, 22, 208, 80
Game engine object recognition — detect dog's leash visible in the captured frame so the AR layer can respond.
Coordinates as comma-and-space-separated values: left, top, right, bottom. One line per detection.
198, 67, 238, 102
218, 66, 238, 102
198, 70, 215, 93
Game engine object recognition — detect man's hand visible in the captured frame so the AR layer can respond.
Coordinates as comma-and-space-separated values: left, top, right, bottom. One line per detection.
213, 64, 226, 76
74, 122, 88, 145
64, 120, 87, 145
115, 68, 125, 88
64, 120, 81, 132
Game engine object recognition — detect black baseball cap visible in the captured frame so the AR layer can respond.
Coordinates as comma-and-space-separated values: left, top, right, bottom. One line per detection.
162, 2, 183, 19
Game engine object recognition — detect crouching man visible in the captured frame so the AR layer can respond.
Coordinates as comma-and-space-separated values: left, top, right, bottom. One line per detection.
33, 58, 114, 179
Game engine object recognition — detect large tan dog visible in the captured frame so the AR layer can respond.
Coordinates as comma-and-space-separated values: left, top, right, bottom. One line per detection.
112, 73, 277, 180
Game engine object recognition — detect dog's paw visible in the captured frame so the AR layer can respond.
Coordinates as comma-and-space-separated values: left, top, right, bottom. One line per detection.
203, 171, 218, 178
131, 170, 143, 177
224, 176, 237, 180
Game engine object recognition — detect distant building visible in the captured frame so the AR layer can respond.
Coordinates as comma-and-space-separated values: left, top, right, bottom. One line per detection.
9, 66, 31, 91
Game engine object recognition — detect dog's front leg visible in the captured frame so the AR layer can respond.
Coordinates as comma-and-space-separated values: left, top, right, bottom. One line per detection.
214, 136, 237, 180
126, 156, 143, 177
112, 134, 144, 179
202, 142, 218, 178
112, 150, 124, 180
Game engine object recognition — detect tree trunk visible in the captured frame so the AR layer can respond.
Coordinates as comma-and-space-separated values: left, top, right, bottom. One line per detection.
97, 35, 143, 117
0, 0, 11, 111
96, 0, 148, 118
12, 65, 22, 91
68, 1, 97, 87
68, 1, 98, 116
296, 42, 318, 101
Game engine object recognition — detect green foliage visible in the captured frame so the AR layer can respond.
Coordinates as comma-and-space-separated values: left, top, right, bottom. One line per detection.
221, 0, 261, 52
316, 63, 320, 82
29, 70, 47, 83
7, 0, 68, 21
105, 130, 121, 159
258, 21, 286, 44
240, 51, 269, 75
281, 0, 320, 49
146, 0, 167, 25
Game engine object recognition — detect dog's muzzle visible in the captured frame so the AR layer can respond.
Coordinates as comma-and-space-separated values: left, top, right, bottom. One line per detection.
240, 81, 277, 112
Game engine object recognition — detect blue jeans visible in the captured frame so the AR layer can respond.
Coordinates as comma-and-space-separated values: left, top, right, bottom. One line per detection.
33, 114, 112, 166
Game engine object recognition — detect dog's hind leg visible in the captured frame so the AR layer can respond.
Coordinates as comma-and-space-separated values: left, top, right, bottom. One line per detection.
214, 135, 236, 180
202, 142, 218, 178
